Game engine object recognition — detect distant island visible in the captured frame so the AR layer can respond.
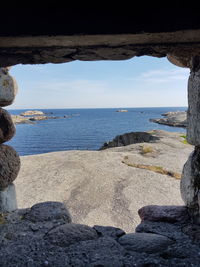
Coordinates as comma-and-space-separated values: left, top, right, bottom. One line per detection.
11, 110, 59, 124
11, 114, 59, 124
150, 111, 187, 128
20, 110, 45, 116
116, 109, 128, 112
11, 110, 80, 124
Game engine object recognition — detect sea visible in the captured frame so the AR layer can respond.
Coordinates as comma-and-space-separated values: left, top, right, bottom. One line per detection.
6, 107, 186, 156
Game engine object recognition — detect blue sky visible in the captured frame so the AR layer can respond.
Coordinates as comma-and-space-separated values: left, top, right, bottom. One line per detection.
9, 56, 189, 109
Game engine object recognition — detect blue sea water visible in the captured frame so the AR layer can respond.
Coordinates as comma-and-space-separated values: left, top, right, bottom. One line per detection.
6, 107, 186, 156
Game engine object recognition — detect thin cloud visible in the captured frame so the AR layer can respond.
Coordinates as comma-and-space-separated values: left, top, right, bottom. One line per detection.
9, 60, 188, 109
125, 68, 189, 84
26, 79, 109, 94
139, 68, 189, 83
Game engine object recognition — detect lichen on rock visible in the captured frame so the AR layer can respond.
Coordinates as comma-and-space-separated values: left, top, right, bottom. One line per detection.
181, 147, 200, 223
0, 145, 20, 190
0, 108, 16, 143
0, 67, 18, 107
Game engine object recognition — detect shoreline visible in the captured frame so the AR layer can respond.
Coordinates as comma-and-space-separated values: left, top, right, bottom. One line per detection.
150, 111, 187, 128
18, 129, 186, 157
7, 106, 188, 111
8, 107, 187, 156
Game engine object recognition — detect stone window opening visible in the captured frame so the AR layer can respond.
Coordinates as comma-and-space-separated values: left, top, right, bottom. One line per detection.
2, 56, 191, 228
1, 27, 200, 264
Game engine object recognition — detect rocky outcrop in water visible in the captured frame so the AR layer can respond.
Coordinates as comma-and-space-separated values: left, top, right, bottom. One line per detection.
11, 115, 59, 124
11, 110, 77, 124
20, 110, 45, 116
116, 109, 128, 112
150, 111, 187, 128
11, 110, 59, 124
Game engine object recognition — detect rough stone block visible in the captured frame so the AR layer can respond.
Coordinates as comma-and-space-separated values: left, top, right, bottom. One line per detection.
138, 205, 190, 223
0, 68, 18, 107
45, 223, 98, 247
67, 237, 125, 267
25, 201, 72, 223
0, 145, 20, 189
135, 220, 186, 240
118, 232, 173, 253
0, 108, 15, 143
167, 54, 189, 68
181, 147, 200, 223
187, 62, 200, 145
93, 225, 125, 239
0, 183, 17, 212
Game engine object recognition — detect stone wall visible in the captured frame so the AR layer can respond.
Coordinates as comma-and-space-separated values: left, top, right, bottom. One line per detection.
0, 202, 199, 266
181, 56, 200, 223
0, 67, 20, 212
0, 7, 200, 67
0, 33, 200, 67
1, 10, 200, 263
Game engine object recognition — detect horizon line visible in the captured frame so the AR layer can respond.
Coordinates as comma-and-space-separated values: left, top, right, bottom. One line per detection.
6, 105, 187, 110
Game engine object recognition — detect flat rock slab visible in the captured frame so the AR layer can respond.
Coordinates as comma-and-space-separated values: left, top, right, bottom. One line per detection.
138, 205, 190, 223
16, 131, 190, 232
118, 232, 173, 253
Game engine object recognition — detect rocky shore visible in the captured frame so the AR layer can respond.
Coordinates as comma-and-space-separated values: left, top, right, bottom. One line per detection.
16, 130, 193, 232
150, 111, 187, 128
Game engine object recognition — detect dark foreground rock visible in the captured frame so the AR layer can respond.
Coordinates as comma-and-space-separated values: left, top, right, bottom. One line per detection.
100, 131, 160, 150
118, 232, 174, 254
138, 205, 190, 223
1, 201, 200, 266
150, 111, 187, 128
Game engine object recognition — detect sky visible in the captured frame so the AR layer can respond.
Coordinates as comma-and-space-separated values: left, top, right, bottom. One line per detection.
9, 56, 190, 109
